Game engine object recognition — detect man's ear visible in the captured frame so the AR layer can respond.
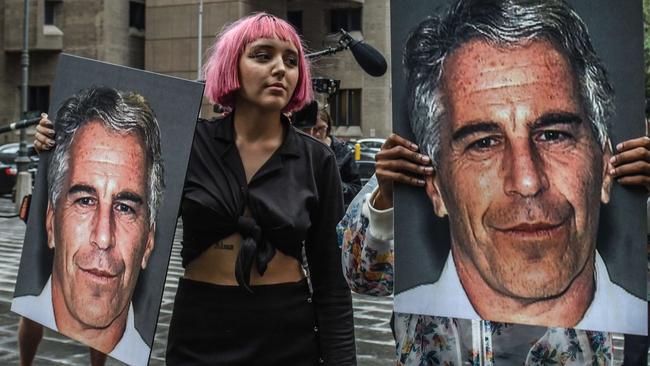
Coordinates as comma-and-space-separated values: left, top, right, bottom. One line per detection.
141, 223, 155, 270
46, 202, 55, 250
425, 172, 448, 218
600, 139, 613, 204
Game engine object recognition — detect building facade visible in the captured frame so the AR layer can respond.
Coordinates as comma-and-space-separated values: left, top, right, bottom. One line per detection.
0, 0, 145, 143
0, 0, 391, 143
145, 0, 392, 138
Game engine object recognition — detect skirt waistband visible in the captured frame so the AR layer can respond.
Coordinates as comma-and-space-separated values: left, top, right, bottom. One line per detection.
175, 277, 311, 308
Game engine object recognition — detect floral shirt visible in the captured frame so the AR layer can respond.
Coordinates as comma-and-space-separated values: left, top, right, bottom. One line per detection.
337, 176, 614, 365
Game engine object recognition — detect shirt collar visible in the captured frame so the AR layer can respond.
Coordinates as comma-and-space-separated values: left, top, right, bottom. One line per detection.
447, 250, 642, 333
444, 252, 480, 319
211, 112, 301, 158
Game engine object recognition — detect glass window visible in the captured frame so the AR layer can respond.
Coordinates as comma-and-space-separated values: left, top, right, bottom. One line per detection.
28, 86, 50, 116
44, 1, 60, 26
330, 8, 362, 32
129, 1, 145, 31
331, 89, 361, 127
287, 11, 303, 34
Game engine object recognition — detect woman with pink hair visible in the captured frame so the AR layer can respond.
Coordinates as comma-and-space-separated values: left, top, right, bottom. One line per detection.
34, 12, 356, 366
165, 13, 355, 365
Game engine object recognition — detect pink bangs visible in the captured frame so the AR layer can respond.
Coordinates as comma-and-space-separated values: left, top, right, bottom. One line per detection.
203, 13, 313, 113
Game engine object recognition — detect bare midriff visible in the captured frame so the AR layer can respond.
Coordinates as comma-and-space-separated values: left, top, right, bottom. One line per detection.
184, 232, 305, 286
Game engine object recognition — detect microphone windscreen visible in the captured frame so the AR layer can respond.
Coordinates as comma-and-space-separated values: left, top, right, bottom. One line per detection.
350, 41, 387, 77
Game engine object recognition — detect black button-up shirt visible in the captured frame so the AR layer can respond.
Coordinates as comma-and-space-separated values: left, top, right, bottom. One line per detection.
181, 112, 356, 365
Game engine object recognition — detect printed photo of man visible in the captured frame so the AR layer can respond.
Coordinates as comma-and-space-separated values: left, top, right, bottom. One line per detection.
12, 86, 164, 364
393, 0, 647, 335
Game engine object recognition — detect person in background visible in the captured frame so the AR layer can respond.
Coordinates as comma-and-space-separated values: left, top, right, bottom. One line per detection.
293, 101, 362, 206
339, 130, 650, 364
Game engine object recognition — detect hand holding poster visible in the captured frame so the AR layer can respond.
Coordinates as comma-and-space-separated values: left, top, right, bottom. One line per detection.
11, 54, 203, 365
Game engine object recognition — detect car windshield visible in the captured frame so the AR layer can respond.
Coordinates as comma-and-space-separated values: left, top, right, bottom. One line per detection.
0, 144, 18, 154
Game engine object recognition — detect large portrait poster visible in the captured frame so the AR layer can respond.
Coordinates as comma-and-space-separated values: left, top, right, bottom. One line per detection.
392, 0, 648, 336
11, 54, 204, 365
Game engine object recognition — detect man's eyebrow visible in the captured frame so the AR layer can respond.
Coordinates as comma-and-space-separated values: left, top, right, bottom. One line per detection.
531, 112, 583, 129
451, 121, 501, 142
67, 184, 97, 196
115, 191, 144, 204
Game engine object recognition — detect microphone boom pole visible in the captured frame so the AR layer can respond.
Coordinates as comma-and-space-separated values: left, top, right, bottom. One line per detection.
0, 116, 41, 135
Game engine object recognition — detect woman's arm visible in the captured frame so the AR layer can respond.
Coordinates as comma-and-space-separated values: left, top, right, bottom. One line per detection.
339, 176, 395, 296
305, 151, 356, 366
339, 134, 432, 296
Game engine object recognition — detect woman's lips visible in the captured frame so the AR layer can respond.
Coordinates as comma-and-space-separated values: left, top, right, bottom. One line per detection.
266, 83, 286, 92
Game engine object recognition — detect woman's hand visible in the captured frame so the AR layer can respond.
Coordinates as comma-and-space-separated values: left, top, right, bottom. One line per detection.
610, 136, 650, 192
373, 133, 433, 210
33, 113, 55, 153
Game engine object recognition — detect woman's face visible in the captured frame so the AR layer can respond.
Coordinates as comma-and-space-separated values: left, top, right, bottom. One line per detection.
237, 37, 300, 111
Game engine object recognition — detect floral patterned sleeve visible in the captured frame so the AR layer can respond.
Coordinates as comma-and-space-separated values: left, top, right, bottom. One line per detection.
338, 175, 394, 296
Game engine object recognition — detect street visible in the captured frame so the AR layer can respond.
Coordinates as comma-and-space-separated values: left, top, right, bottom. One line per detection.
0, 196, 395, 365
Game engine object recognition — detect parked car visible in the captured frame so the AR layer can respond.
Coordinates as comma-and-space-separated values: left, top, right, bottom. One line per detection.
345, 138, 386, 157
0, 143, 40, 197
0, 142, 39, 166
0, 162, 17, 196
357, 160, 376, 186
356, 138, 385, 153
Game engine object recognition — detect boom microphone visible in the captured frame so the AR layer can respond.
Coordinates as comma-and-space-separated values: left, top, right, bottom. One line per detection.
346, 34, 388, 77
0, 117, 41, 135
305, 29, 388, 77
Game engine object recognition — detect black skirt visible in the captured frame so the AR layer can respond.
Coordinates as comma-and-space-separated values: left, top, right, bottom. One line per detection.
166, 278, 320, 366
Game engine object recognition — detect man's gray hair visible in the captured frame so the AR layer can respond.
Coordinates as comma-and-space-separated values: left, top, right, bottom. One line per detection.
405, 0, 614, 168
47, 87, 165, 225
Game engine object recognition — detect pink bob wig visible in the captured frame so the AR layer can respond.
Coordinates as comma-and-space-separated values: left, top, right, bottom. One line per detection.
203, 13, 313, 113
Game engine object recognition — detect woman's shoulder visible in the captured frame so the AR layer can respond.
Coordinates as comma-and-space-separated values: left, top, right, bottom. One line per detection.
193, 114, 231, 143
196, 114, 228, 128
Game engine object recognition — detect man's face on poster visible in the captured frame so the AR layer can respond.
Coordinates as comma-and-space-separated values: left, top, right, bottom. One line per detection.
46, 120, 155, 328
426, 39, 613, 300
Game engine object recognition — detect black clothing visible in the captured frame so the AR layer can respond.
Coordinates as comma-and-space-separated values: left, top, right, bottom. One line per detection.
166, 278, 319, 366
176, 113, 356, 365
329, 136, 362, 205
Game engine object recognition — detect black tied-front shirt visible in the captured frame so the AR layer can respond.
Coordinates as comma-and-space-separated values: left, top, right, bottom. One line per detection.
181, 112, 356, 365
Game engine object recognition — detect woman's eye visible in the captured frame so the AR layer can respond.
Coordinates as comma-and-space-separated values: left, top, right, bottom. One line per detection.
285, 56, 298, 67
252, 52, 271, 61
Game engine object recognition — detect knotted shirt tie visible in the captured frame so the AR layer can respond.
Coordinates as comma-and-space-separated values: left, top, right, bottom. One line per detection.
234, 215, 276, 292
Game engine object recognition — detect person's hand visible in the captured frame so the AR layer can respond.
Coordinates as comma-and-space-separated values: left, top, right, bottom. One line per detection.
610, 136, 650, 192
34, 113, 55, 153
373, 133, 433, 210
